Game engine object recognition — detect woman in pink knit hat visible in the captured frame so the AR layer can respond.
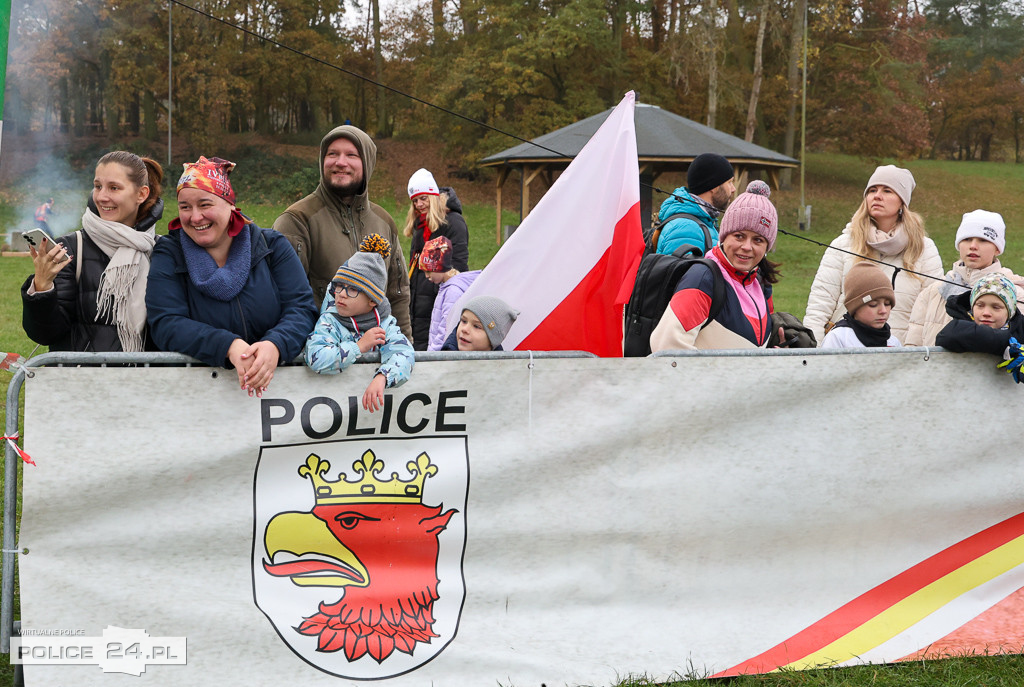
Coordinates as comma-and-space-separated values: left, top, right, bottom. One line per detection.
650, 181, 781, 351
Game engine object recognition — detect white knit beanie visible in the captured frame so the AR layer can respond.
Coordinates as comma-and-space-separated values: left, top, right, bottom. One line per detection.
955, 209, 1005, 255
408, 168, 439, 198
864, 165, 915, 208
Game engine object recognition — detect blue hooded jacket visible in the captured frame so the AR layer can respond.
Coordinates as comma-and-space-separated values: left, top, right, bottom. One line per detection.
655, 186, 719, 256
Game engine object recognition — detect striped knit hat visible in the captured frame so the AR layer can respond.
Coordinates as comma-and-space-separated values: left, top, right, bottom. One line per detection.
332, 234, 392, 304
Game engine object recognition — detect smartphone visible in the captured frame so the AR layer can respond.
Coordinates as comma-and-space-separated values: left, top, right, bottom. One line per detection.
22, 229, 57, 249
22, 229, 70, 264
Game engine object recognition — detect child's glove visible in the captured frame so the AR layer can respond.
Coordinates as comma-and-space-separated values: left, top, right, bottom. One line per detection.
997, 337, 1024, 384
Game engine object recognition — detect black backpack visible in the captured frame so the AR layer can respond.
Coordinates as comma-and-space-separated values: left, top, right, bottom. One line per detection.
643, 211, 714, 257
622, 251, 727, 357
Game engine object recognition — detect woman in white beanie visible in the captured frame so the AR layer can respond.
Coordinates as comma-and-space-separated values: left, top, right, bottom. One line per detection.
402, 168, 469, 350
803, 165, 943, 344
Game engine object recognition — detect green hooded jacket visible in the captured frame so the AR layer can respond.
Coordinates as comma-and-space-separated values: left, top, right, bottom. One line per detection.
273, 125, 412, 339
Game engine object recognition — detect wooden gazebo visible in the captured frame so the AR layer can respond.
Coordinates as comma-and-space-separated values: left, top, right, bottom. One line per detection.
479, 103, 799, 242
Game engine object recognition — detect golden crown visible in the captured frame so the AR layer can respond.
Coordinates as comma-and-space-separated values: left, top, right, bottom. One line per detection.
298, 450, 437, 505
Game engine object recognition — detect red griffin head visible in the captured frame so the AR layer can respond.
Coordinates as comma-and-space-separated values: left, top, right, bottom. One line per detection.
262, 451, 456, 663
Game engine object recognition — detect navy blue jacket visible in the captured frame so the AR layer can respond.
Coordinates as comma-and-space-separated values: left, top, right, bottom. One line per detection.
146, 223, 318, 367
936, 290, 1024, 356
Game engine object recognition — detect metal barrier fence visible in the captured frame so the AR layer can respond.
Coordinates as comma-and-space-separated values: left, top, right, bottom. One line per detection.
1, 348, 599, 655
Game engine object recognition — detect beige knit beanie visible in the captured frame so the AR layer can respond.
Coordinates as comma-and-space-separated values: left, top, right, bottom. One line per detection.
843, 262, 895, 316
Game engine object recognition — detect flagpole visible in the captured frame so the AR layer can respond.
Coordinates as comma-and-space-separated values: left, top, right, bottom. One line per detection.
0, 0, 12, 164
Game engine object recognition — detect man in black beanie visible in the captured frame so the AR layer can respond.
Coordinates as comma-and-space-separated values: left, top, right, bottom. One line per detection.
653, 152, 736, 256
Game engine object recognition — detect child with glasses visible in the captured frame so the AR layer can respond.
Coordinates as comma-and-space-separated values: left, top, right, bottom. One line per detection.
305, 235, 414, 411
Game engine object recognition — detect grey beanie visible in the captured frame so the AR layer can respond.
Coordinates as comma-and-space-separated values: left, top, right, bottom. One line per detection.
463, 296, 519, 349
864, 165, 915, 208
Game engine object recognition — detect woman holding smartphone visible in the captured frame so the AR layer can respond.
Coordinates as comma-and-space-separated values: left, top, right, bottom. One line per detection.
21, 151, 164, 352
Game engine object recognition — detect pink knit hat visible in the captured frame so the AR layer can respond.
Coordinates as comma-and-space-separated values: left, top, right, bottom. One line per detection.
718, 180, 778, 250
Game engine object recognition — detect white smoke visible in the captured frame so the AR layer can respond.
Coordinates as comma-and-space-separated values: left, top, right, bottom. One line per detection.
9, 154, 92, 239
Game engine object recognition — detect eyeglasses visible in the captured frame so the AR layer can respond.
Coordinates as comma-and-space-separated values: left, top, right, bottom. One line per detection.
333, 283, 361, 298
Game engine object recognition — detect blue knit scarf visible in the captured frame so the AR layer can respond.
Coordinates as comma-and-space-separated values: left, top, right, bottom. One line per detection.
180, 226, 252, 302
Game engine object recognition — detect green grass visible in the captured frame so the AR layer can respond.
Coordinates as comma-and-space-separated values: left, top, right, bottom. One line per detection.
766, 153, 1024, 314
2, 152, 1024, 684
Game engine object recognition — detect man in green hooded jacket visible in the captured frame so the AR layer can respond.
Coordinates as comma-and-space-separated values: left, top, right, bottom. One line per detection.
274, 125, 412, 339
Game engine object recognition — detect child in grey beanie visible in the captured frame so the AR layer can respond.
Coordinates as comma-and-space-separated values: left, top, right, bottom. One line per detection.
441, 295, 519, 351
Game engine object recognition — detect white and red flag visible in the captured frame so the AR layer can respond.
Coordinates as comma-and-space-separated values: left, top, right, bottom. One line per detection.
450, 91, 644, 356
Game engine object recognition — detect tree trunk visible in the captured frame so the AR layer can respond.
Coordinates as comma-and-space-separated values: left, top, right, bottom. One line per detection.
73, 78, 86, 137
652, 0, 665, 51
744, 0, 768, 143
101, 54, 120, 137
143, 90, 158, 140
459, 0, 478, 36
1014, 111, 1021, 163
706, 0, 718, 128
432, 0, 445, 50
781, 0, 804, 188
59, 78, 70, 133
127, 93, 140, 136
373, 0, 389, 137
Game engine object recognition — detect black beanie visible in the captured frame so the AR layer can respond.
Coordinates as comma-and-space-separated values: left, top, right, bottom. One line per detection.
687, 153, 734, 196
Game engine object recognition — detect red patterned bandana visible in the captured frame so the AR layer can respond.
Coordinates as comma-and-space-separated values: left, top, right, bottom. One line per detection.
177, 156, 236, 204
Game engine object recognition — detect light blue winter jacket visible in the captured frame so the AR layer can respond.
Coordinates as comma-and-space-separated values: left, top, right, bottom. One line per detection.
655, 187, 719, 256
304, 308, 414, 388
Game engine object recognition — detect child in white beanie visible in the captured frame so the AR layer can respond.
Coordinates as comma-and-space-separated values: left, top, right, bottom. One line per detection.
305, 235, 415, 411
905, 209, 1024, 346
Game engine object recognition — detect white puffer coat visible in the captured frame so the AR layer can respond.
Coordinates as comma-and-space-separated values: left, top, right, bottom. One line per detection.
803, 224, 943, 345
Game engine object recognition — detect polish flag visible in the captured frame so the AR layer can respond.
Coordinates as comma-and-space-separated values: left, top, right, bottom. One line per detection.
450, 91, 644, 356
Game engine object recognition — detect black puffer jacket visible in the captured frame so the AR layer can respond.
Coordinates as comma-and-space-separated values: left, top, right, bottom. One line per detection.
21, 198, 163, 352
408, 186, 469, 350
935, 290, 1024, 356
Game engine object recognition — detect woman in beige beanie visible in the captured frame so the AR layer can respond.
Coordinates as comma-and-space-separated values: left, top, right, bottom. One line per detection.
803, 165, 943, 344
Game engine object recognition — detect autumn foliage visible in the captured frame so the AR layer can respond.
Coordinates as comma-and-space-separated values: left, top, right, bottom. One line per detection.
4, 0, 1023, 165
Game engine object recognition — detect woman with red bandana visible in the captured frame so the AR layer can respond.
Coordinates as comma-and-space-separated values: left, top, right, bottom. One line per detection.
402, 168, 469, 350
22, 151, 164, 352
146, 157, 317, 396
650, 181, 782, 351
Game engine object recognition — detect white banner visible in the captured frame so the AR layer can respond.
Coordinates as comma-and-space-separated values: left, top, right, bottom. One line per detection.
17, 350, 1024, 685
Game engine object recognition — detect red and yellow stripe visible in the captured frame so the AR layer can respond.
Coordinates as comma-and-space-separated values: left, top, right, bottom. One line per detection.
715, 512, 1024, 677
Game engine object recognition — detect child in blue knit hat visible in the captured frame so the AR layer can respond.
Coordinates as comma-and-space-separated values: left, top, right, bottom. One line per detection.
305, 235, 415, 410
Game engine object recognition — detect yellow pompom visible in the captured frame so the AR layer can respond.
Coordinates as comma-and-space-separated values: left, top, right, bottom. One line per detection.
359, 233, 392, 260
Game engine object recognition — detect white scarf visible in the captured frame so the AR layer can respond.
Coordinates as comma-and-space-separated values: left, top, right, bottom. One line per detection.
80, 209, 156, 352
866, 223, 909, 258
